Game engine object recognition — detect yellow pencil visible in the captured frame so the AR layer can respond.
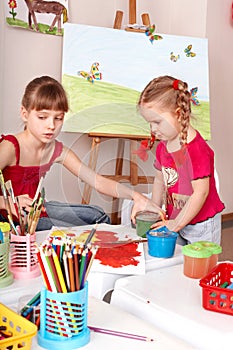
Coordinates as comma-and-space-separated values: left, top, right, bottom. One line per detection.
52, 248, 67, 293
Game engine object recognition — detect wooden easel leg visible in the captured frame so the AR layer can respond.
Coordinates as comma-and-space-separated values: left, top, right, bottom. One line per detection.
129, 0, 136, 24
113, 10, 123, 29
141, 13, 151, 26
130, 140, 139, 186
81, 137, 101, 205
111, 139, 125, 224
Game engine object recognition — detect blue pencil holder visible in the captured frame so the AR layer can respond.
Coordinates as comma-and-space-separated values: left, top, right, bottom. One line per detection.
146, 226, 178, 258
38, 283, 90, 349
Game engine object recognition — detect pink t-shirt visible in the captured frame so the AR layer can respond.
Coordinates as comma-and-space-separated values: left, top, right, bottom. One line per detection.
0, 134, 63, 220
154, 131, 224, 224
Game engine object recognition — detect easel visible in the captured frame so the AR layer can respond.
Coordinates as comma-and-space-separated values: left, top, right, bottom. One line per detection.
81, 1, 153, 224
81, 133, 154, 224
113, 0, 151, 31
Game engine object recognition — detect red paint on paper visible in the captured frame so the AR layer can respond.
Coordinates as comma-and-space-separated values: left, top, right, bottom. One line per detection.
79, 230, 141, 268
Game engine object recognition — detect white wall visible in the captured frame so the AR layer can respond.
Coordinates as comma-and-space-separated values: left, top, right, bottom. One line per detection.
0, 0, 232, 217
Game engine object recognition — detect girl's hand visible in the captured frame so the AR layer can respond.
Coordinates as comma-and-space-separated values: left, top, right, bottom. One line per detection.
151, 219, 178, 232
15, 194, 33, 216
130, 192, 165, 225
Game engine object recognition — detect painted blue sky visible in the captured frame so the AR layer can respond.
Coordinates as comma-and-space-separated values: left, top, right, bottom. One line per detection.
62, 23, 209, 101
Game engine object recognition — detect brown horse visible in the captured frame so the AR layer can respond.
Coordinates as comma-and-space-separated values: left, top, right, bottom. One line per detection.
24, 0, 68, 34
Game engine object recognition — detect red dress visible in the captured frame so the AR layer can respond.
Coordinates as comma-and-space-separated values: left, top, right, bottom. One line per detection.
0, 134, 63, 220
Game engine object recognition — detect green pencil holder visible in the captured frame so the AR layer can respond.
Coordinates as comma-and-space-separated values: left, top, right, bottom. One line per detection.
38, 283, 90, 349
0, 237, 13, 288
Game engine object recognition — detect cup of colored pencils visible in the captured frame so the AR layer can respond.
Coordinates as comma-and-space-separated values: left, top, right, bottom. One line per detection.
37, 231, 99, 349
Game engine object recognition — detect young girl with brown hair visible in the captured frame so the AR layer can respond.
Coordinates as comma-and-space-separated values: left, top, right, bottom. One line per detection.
0, 75, 162, 230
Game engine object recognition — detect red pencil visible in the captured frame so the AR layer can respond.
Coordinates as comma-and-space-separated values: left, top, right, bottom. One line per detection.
73, 248, 80, 291
35, 246, 52, 291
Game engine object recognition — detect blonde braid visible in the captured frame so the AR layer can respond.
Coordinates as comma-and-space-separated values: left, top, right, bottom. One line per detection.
175, 80, 191, 146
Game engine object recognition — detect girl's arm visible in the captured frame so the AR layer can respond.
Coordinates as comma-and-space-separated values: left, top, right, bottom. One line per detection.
153, 177, 209, 232
59, 147, 163, 221
152, 168, 165, 208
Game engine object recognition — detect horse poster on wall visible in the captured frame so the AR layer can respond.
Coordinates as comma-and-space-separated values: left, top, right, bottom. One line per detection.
62, 23, 210, 140
5, 0, 68, 35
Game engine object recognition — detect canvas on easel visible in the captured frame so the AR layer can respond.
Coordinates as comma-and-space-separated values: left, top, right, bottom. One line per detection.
62, 22, 210, 140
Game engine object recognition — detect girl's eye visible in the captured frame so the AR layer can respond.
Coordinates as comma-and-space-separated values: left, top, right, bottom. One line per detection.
55, 116, 64, 121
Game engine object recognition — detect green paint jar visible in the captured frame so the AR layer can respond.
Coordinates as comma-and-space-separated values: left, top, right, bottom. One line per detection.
135, 211, 160, 237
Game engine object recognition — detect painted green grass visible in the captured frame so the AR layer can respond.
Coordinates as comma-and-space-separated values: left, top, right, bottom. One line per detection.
6, 17, 63, 35
62, 74, 211, 139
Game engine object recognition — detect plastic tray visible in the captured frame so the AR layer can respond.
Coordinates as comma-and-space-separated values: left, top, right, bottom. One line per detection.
199, 262, 233, 315
0, 303, 37, 349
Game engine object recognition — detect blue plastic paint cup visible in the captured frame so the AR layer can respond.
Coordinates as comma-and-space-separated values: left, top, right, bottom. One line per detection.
146, 226, 178, 258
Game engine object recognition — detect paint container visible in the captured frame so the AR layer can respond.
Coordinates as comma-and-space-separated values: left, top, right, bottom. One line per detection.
135, 211, 160, 237
146, 226, 178, 258
182, 244, 212, 279
0, 237, 13, 288
192, 241, 222, 272
9, 232, 40, 279
38, 283, 90, 349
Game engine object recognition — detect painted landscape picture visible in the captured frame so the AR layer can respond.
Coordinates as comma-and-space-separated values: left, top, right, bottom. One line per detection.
61, 23, 210, 138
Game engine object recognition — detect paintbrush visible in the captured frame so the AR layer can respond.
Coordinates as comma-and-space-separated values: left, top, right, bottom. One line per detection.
27, 177, 44, 230
5, 180, 25, 233
29, 187, 45, 234
0, 170, 13, 221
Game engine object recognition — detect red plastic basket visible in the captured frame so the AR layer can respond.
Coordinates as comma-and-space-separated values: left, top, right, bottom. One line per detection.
199, 262, 233, 315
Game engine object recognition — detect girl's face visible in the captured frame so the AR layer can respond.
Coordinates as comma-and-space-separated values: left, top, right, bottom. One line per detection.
21, 107, 64, 142
139, 103, 180, 142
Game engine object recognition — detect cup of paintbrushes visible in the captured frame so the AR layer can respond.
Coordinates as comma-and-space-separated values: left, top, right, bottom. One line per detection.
9, 230, 40, 279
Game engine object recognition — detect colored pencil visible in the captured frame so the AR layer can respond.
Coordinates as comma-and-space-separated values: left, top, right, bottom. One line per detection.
84, 245, 98, 282
46, 249, 63, 293
67, 251, 75, 292
73, 248, 80, 291
79, 249, 88, 289
52, 248, 67, 293
39, 246, 56, 292
62, 251, 70, 291
88, 326, 155, 342
83, 223, 98, 248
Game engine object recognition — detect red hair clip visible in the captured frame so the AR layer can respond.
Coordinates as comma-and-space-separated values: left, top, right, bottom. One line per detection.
134, 134, 156, 161
173, 79, 180, 90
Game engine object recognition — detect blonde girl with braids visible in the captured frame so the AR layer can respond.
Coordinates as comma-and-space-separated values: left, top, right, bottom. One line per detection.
138, 75, 224, 244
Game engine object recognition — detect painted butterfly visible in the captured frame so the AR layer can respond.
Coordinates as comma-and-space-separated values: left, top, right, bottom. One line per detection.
77, 62, 102, 83
170, 52, 180, 62
145, 24, 163, 44
184, 44, 196, 57
190, 87, 200, 106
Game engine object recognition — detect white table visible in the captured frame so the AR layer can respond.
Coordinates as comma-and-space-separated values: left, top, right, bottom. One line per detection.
35, 224, 183, 299
110, 263, 233, 350
1, 287, 196, 350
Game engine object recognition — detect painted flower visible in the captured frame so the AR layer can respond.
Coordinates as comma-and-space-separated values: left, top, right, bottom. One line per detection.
8, 0, 17, 20
8, 0, 17, 8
